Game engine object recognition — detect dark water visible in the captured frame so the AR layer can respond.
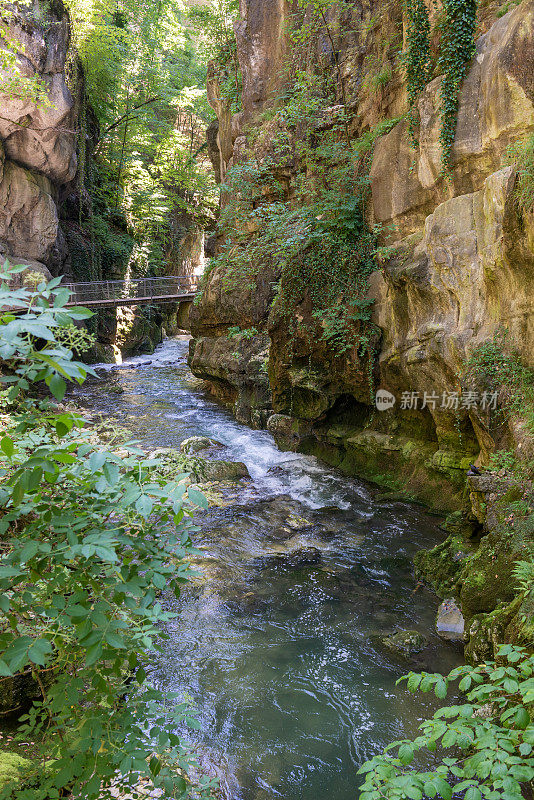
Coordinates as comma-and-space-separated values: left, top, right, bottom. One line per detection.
80, 337, 462, 800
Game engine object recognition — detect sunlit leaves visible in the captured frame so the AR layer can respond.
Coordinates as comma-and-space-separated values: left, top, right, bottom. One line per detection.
358, 646, 534, 800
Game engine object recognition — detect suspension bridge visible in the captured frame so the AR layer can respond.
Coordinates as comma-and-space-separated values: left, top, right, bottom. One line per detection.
63, 276, 199, 308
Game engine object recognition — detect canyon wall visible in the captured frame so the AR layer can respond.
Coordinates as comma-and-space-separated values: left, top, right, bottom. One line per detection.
190, 0, 534, 657
191, 0, 534, 506
0, 1, 177, 360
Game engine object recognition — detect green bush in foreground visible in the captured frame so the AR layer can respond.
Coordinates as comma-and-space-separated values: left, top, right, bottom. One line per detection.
359, 644, 534, 800
0, 264, 213, 799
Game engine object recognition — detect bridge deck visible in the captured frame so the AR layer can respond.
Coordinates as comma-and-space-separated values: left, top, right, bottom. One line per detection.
62, 276, 198, 309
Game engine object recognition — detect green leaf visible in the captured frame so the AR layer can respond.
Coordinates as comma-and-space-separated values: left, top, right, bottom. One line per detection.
433, 777, 452, 800
435, 679, 447, 699
0, 436, 15, 458
46, 373, 67, 401
464, 788, 481, 800
28, 638, 52, 666
187, 487, 208, 509
135, 495, 154, 518
513, 706, 530, 729
88, 452, 107, 473
398, 744, 414, 765
105, 632, 127, 649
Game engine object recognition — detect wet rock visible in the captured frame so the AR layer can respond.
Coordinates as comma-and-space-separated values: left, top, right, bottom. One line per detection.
382, 630, 428, 655
203, 460, 250, 482
285, 512, 313, 531
109, 384, 125, 395
180, 436, 223, 455
277, 547, 322, 568
436, 599, 465, 641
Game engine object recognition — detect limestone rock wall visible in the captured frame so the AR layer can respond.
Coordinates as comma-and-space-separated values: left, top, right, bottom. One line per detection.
0, 0, 77, 275
191, 0, 534, 503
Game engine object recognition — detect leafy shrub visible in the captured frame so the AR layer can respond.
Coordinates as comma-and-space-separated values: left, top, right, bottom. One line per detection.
465, 327, 534, 433
0, 265, 213, 799
359, 644, 534, 800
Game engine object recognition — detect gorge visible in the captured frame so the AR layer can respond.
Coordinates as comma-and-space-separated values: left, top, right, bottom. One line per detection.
0, 0, 533, 798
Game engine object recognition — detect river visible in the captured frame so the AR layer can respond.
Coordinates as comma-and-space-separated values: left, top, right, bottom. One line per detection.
80, 336, 462, 800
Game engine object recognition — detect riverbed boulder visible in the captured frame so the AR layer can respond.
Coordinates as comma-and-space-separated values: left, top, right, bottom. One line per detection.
203, 460, 250, 482
180, 436, 224, 455
272, 546, 323, 568
382, 630, 428, 656
436, 599, 465, 642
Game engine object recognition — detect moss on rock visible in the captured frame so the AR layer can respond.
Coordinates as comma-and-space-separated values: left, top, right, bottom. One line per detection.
0, 752, 32, 792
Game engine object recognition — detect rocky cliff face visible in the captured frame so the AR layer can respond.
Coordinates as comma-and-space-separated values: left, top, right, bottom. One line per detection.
0, 1, 172, 360
190, 0, 534, 657
191, 0, 534, 506
0, 0, 77, 277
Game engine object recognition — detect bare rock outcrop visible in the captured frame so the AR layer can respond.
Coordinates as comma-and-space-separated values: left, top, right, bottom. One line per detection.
370, 0, 534, 239
0, 142, 61, 263
0, 3, 76, 183
0, 1, 76, 272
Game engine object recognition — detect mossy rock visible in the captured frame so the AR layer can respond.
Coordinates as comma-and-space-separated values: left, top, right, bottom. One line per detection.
414, 533, 475, 597
0, 752, 32, 791
464, 598, 521, 663
203, 460, 250, 482
382, 629, 428, 656
458, 530, 525, 620
180, 436, 222, 455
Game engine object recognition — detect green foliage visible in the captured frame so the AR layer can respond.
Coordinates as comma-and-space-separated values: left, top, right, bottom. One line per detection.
0, 265, 214, 799
188, 0, 242, 113
465, 327, 534, 431
65, 0, 217, 276
359, 644, 534, 800
496, 0, 521, 16
509, 133, 534, 214
403, 0, 431, 144
0, 1, 53, 107
207, 41, 397, 359
437, 0, 478, 172
488, 449, 522, 474
402, 0, 477, 171
227, 326, 259, 340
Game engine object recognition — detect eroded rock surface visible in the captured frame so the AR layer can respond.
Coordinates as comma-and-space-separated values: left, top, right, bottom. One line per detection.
191, 0, 534, 512
0, 1, 76, 273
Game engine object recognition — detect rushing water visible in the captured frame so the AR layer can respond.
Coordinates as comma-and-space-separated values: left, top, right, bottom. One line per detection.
80, 336, 462, 800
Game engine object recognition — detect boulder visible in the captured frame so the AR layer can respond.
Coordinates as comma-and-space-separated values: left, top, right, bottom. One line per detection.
272, 546, 322, 568
180, 436, 223, 455
203, 460, 250, 482
382, 629, 428, 655
0, 148, 60, 264
436, 598, 465, 641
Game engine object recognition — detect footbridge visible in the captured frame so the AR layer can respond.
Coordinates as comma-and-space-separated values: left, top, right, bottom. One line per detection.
63, 276, 199, 308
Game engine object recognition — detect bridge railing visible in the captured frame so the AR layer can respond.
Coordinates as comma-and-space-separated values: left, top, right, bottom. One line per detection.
63, 275, 199, 306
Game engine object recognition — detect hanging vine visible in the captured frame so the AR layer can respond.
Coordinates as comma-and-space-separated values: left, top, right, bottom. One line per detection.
438, 0, 478, 172
404, 0, 431, 145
